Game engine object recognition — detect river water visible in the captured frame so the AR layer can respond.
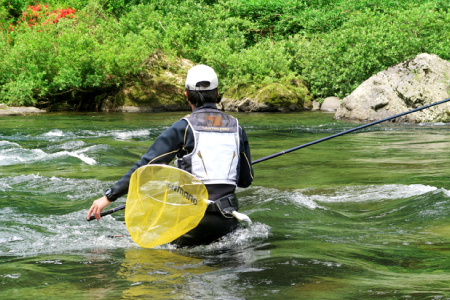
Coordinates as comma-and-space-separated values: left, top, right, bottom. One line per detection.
1, 111, 450, 299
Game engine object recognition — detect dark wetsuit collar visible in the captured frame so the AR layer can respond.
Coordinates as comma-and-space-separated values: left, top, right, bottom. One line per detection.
194, 102, 217, 112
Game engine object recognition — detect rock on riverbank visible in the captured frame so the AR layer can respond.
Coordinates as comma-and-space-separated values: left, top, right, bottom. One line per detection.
335, 53, 450, 122
0, 51, 312, 114
218, 78, 312, 112
101, 56, 312, 113
0, 104, 46, 116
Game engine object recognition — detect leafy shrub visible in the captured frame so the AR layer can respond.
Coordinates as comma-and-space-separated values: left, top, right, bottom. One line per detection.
0, 0, 28, 18
0, 2, 161, 107
201, 38, 293, 91
2, 0, 450, 108
288, 3, 450, 98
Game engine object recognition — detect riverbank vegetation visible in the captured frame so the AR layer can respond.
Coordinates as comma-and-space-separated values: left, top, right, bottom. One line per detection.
1, 0, 450, 109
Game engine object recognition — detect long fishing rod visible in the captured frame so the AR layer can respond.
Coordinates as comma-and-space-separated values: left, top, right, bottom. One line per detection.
252, 97, 450, 164
88, 97, 450, 221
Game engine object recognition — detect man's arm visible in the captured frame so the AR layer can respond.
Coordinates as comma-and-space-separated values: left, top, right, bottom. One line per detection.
237, 126, 254, 188
107, 120, 188, 200
87, 120, 188, 220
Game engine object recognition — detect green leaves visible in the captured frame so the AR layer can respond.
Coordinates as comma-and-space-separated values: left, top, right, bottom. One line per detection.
289, 3, 450, 98
0, 2, 158, 107
1, 0, 450, 107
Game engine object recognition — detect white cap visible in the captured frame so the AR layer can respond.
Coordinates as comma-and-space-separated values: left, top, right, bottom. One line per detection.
185, 65, 218, 91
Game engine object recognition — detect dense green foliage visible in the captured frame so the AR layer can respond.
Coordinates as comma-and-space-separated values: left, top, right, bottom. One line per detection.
1, 0, 450, 107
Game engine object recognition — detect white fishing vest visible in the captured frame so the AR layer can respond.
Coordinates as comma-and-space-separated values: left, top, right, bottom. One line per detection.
177, 109, 240, 186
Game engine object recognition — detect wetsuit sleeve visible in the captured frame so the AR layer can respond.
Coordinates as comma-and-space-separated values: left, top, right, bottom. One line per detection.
237, 126, 254, 188
107, 120, 188, 200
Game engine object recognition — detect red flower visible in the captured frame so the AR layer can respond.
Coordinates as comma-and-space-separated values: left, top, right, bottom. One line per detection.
30, 5, 41, 12
10, 4, 76, 33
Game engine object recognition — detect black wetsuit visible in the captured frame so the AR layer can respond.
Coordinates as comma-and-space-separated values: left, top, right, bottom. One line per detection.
106, 103, 254, 247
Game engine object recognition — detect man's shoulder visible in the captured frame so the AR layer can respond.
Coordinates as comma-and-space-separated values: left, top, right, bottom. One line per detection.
171, 118, 189, 128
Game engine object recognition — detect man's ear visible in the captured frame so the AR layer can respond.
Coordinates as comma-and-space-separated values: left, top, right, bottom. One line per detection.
185, 91, 196, 110
216, 90, 221, 103
185, 91, 192, 105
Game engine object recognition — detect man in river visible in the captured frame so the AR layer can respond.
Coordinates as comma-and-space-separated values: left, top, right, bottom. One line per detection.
87, 64, 254, 247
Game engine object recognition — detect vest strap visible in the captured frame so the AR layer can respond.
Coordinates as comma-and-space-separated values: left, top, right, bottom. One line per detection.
206, 193, 238, 213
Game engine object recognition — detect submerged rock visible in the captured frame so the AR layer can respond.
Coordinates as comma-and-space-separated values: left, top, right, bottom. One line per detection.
335, 53, 450, 122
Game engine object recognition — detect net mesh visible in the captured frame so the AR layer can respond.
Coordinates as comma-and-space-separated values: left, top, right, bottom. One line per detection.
125, 164, 208, 248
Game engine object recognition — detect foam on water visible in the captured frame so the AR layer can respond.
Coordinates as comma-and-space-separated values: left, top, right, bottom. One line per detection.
308, 184, 438, 203
0, 208, 269, 257
0, 174, 134, 256
0, 209, 136, 256
2, 127, 156, 143
0, 174, 110, 201
110, 129, 151, 140
0, 180, 12, 191
242, 184, 442, 212
0, 141, 98, 166
42, 129, 67, 138
0, 173, 444, 257
0, 141, 20, 147
241, 186, 324, 209
46, 140, 87, 151
201, 222, 271, 251
0, 173, 271, 256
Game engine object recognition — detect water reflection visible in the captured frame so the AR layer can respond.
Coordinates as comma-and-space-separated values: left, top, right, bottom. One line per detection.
118, 249, 210, 299
118, 245, 271, 299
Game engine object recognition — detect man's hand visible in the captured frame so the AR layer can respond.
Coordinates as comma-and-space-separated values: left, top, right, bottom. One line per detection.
87, 196, 111, 221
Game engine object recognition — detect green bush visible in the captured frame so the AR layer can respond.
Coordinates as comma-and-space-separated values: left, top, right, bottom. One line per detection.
0, 0, 28, 18
0, 2, 161, 107
201, 38, 293, 91
2, 0, 450, 108
288, 3, 450, 98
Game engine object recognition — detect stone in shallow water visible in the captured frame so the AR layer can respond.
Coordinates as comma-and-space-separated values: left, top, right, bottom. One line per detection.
321, 97, 341, 112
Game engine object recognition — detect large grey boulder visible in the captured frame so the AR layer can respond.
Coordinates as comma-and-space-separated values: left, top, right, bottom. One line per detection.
335, 53, 450, 122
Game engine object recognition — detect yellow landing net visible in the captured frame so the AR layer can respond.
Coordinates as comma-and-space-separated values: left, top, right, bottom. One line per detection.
125, 164, 209, 248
